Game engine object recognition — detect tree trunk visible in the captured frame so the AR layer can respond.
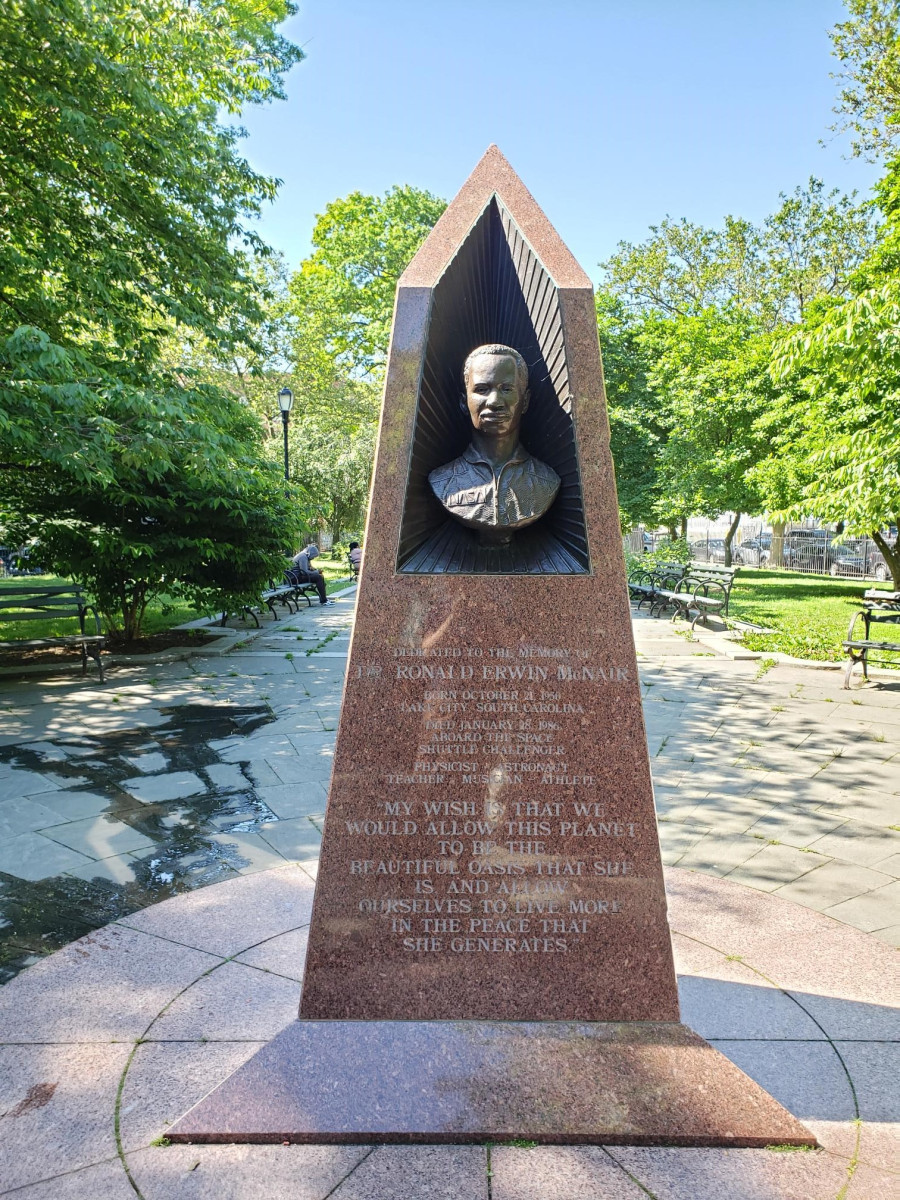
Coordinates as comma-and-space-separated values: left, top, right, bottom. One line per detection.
871, 527, 900, 590
121, 583, 149, 641
679, 516, 687, 542
723, 512, 741, 568
770, 520, 786, 569
666, 523, 677, 542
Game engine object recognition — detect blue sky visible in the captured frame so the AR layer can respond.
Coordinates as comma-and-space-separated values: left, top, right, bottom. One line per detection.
240, 0, 878, 284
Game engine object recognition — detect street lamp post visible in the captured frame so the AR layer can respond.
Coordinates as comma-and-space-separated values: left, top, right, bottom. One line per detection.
278, 386, 294, 482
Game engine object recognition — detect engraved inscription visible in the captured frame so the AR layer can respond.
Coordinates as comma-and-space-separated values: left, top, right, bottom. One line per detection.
346, 644, 642, 956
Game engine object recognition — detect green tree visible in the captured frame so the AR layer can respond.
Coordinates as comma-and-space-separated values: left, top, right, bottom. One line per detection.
0, 0, 304, 632
829, 0, 900, 161
278, 185, 445, 542
0, 0, 301, 368
771, 158, 900, 586
596, 295, 664, 529
604, 181, 873, 328
289, 417, 377, 546
644, 309, 775, 565
166, 252, 300, 445
1, 341, 299, 638
600, 181, 875, 552
288, 186, 447, 378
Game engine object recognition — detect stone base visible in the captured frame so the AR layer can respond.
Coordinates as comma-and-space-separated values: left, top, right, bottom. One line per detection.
167, 1020, 816, 1148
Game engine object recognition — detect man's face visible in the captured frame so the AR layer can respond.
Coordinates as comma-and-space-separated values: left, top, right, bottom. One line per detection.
465, 354, 526, 439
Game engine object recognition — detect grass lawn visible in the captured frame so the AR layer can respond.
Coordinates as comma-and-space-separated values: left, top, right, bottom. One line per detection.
0, 563, 357, 644
0, 575, 208, 642
729, 569, 898, 666
318, 556, 357, 594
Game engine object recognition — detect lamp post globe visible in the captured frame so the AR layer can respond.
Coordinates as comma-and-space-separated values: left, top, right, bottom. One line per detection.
278, 387, 294, 482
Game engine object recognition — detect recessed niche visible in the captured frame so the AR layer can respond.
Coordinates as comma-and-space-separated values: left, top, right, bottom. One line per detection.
396, 198, 590, 575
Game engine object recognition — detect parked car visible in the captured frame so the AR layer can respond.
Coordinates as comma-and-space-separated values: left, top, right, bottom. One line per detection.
0, 544, 43, 576
782, 530, 835, 572
828, 542, 868, 578
865, 539, 893, 582
739, 534, 772, 564
823, 538, 893, 581
690, 538, 744, 565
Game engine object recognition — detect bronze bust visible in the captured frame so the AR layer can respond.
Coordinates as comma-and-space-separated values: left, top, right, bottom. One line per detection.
428, 344, 560, 545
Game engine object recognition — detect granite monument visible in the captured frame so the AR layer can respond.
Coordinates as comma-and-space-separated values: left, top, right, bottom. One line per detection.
168, 147, 815, 1147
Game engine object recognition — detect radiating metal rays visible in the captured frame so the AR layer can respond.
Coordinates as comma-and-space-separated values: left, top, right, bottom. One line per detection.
396, 198, 590, 575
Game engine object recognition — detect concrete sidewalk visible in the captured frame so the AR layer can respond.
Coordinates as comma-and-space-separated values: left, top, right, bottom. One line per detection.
0, 596, 897, 983
0, 595, 898, 1198
0, 864, 896, 1198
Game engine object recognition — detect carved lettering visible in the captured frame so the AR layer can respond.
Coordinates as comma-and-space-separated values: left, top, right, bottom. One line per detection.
342, 641, 648, 962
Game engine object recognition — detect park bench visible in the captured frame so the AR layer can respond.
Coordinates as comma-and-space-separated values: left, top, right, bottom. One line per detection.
279, 577, 319, 609
0, 584, 105, 681
842, 590, 900, 688
628, 563, 686, 611
219, 577, 319, 628
651, 564, 737, 630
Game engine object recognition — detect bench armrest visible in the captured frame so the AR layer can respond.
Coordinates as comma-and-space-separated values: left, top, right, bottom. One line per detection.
71, 597, 104, 637
691, 579, 727, 602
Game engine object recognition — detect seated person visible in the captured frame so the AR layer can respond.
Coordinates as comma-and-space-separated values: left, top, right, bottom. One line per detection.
288, 544, 330, 605
348, 541, 362, 573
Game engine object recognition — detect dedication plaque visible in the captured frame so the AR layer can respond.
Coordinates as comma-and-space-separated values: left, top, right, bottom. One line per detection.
168, 148, 815, 1148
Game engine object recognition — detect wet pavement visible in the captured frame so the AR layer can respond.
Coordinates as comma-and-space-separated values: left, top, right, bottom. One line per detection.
0, 596, 353, 981
0, 592, 897, 983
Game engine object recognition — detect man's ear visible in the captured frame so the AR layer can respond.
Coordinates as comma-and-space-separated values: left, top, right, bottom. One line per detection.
521, 386, 531, 414
459, 390, 469, 415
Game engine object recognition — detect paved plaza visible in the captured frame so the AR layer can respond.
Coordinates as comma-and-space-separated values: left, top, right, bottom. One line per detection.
0, 594, 897, 980
0, 591, 898, 1197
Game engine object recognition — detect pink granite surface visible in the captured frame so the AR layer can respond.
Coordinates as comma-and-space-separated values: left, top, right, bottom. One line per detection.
166, 1019, 815, 1147
400, 145, 592, 290
299, 147, 678, 1023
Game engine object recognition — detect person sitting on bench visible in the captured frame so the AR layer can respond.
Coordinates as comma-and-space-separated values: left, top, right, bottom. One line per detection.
348, 541, 362, 572
289, 544, 331, 605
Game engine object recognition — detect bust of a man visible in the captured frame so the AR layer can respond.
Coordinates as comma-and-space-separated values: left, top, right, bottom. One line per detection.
427, 344, 560, 545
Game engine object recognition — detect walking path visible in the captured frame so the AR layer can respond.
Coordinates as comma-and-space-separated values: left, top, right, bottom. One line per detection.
0, 596, 897, 982
0, 593, 897, 1197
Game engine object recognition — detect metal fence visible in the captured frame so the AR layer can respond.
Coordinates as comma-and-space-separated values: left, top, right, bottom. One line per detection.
627, 523, 893, 582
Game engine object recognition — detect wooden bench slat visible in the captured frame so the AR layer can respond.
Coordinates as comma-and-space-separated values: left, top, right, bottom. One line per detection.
0, 586, 105, 681
0, 636, 105, 648
0, 596, 88, 607
0, 609, 86, 620
0, 585, 82, 597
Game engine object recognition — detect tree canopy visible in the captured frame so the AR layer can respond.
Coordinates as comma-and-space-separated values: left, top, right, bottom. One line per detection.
0, 0, 301, 366
270, 185, 445, 540
599, 179, 877, 559
770, 157, 900, 584
829, 0, 900, 161
288, 186, 447, 377
0, 0, 304, 634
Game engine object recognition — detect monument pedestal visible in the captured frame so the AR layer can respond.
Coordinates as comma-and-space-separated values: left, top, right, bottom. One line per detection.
167, 1019, 815, 1147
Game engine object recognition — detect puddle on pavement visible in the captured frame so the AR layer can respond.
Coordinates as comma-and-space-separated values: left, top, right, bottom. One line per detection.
0, 702, 285, 982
